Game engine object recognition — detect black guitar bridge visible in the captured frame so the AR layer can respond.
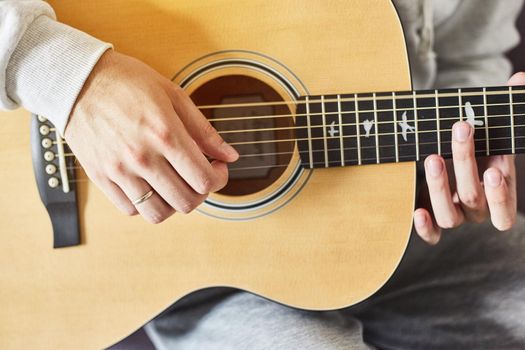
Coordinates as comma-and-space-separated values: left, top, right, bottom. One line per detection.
31, 114, 80, 248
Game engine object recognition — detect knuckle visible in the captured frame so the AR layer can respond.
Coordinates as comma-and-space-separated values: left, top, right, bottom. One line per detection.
147, 212, 166, 225
454, 148, 472, 162
177, 195, 206, 214
177, 200, 195, 214
128, 149, 150, 168
490, 193, 508, 206
108, 160, 126, 176
429, 181, 447, 195
202, 122, 219, 142
154, 124, 175, 148
121, 206, 137, 216
460, 191, 483, 208
196, 176, 214, 194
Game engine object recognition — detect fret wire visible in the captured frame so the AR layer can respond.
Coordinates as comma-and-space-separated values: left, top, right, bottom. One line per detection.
321, 95, 329, 167
483, 88, 490, 156
373, 93, 380, 164
412, 91, 420, 161
305, 96, 313, 168
458, 88, 463, 121
510, 86, 516, 154
393, 92, 399, 163
337, 94, 345, 167
355, 94, 362, 165
435, 90, 441, 155
197, 88, 525, 111
227, 124, 525, 146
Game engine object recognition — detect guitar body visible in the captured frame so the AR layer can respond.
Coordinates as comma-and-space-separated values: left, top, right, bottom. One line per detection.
0, 1, 416, 348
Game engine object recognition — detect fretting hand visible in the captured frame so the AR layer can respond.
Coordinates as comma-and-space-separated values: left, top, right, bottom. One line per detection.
65, 50, 239, 224
413, 73, 523, 244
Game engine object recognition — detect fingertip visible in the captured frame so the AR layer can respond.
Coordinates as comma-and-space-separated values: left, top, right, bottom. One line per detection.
414, 209, 441, 245
413, 208, 428, 228
508, 72, 525, 86
210, 159, 230, 190
220, 142, 239, 162
484, 168, 503, 188
424, 154, 444, 178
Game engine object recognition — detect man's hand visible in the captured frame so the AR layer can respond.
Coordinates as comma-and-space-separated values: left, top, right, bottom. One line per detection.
65, 50, 239, 224
413, 73, 524, 244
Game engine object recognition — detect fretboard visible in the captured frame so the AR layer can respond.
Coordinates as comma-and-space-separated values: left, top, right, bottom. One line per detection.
295, 86, 525, 168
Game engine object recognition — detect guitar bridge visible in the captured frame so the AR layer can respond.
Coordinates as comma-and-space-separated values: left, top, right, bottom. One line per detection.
31, 114, 80, 248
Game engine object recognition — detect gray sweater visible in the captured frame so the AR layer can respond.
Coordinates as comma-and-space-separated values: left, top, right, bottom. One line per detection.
0, 0, 522, 136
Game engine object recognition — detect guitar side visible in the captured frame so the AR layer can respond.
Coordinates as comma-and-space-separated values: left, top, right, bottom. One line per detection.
0, 1, 416, 349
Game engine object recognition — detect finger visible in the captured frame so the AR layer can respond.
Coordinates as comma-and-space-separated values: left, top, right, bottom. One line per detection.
413, 208, 442, 245
484, 167, 517, 231
81, 166, 138, 216
508, 71, 525, 86
165, 83, 239, 162
99, 179, 139, 216
425, 155, 465, 229
113, 174, 175, 224
451, 122, 488, 223
151, 113, 230, 195
142, 158, 207, 214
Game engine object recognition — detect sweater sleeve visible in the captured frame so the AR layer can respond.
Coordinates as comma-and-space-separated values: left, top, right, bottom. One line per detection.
433, 0, 524, 88
0, 0, 112, 135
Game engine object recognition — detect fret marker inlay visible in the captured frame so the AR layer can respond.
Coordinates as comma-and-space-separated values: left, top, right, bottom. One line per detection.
363, 119, 373, 138
398, 111, 416, 142
328, 121, 339, 137
465, 101, 484, 128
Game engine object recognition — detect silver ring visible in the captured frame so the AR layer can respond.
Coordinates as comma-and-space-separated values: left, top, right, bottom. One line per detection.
132, 190, 154, 206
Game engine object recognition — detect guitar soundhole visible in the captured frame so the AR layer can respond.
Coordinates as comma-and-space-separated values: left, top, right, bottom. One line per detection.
191, 75, 295, 196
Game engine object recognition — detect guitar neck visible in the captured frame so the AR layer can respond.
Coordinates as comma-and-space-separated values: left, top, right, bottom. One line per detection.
295, 85, 525, 168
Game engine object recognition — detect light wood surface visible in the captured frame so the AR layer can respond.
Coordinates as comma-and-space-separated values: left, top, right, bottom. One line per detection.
0, 1, 415, 348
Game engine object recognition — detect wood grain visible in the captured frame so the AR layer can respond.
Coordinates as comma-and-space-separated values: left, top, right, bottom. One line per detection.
0, 1, 415, 348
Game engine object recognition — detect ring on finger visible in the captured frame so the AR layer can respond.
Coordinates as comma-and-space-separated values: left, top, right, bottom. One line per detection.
132, 189, 155, 206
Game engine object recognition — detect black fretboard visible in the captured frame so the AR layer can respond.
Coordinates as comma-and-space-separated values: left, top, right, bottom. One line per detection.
295, 86, 525, 168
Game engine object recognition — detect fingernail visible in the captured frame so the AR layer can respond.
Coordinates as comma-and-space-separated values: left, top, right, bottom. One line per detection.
454, 122, 471, 142
427, 158, 443, 177
221, 142, 238, 157
485, 169, 502, 187
414, 213, 427, 228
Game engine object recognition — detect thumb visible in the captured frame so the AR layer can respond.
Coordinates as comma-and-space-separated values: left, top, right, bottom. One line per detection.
165, 83, 239, 162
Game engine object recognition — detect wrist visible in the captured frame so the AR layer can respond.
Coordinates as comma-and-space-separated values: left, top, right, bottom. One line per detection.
6, 16, 112, 136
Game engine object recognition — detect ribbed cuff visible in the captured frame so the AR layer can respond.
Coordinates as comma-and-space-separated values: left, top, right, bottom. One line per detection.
6, 16, 112, 136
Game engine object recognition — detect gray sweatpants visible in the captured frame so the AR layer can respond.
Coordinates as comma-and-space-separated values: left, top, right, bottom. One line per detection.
145, 215, 525, 349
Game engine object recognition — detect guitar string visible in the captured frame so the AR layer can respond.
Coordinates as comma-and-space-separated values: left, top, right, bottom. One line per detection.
224, 124, 525, 147
214, 110, 521, 135
52, 110, 525, 149
67, 144, 525, 183
66, 134, 525, 177
58, 124, 524, 153
61, 124, 525, 158
205, 101, 525, 124
196, 88, 525, 111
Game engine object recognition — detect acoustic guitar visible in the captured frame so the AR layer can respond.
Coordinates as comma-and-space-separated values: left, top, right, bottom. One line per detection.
1, 1, 524, 348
